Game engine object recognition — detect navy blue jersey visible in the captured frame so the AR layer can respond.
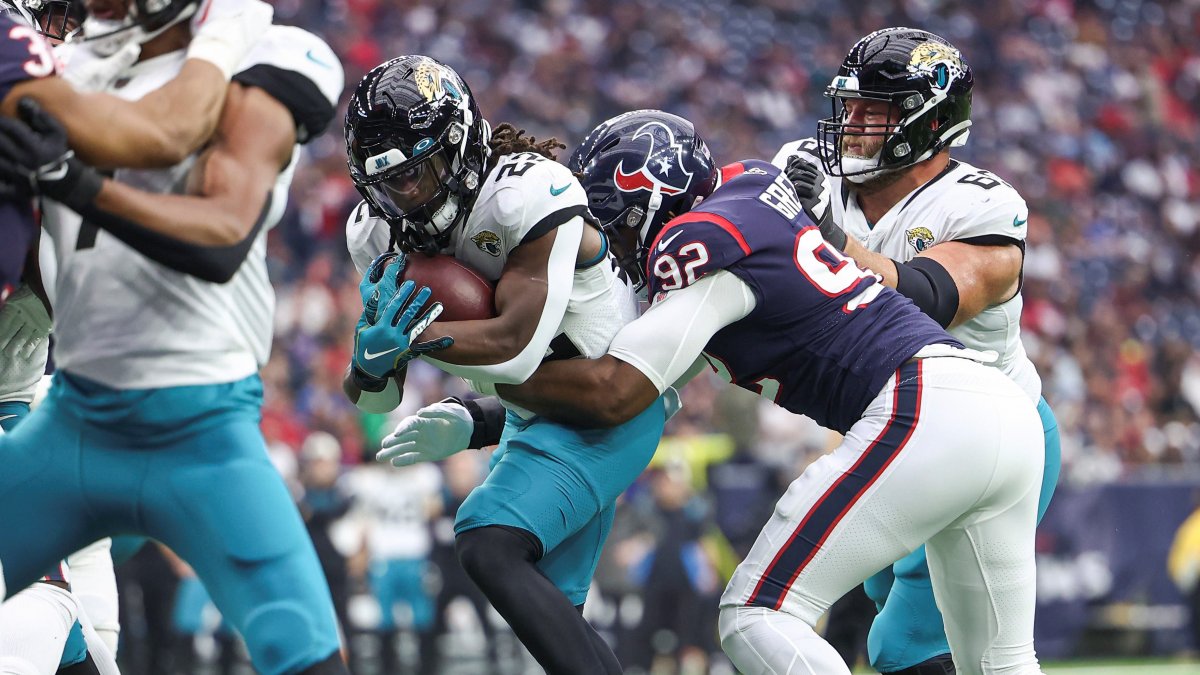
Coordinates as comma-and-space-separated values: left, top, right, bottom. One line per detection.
645, 160, 961, 433
0, 13, 52, 302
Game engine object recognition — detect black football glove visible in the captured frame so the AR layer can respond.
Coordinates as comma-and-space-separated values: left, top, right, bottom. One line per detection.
784, 154, 846, 250
0, 98, 103, 211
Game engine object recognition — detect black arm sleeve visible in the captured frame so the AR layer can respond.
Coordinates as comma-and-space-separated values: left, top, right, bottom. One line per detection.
76, 195, 271, 284
451, 396, 507, 449
893, 256, 960, 328
233, 65, 335, 144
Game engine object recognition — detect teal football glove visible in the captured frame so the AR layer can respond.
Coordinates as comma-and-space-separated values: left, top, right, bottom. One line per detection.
353, 278, 453, 380
358, 251, 406, 317
352, 251, 407, 390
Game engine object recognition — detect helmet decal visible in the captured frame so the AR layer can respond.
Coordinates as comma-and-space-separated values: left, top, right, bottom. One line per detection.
414, 60, 462, 103
614, 122, 694, 196
345, 55, 490, 254
908, 42, 967, 91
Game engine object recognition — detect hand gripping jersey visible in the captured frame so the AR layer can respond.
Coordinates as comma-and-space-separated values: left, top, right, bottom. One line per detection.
347, 151, 640, 416
645, 160, 960, 433
774, 138, 1040, 401
43, 26, 344, 389
0, 13, 51, 304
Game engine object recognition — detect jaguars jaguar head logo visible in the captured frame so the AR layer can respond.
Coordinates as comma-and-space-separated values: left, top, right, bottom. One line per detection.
908, 42, 967, 91
472, 231, 502, 257
906, 227, 935, 252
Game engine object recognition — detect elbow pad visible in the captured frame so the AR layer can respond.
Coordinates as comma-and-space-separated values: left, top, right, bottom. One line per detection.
893, 257, 959, 328
77, 197, 270, 284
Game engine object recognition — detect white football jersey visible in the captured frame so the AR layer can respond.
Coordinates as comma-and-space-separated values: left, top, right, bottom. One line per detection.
343, 463, 441, 561
347, 151, 640, 416
45, 27, 344, 389
773, 139, 1040, 401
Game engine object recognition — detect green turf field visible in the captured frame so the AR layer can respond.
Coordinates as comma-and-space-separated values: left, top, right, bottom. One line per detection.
853, 661, 1200, 674
1043, 662, 1200, 674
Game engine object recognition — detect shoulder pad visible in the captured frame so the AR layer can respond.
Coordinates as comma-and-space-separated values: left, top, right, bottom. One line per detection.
645, 211, 752, 300
0, 14, 54, 101
232, 26, 345, 143
485, 153, 588, 248
942, 164, 1030, 242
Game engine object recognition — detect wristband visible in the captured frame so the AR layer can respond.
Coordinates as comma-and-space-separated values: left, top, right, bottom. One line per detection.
448, 396, 507, 448
43, 157, 104, 212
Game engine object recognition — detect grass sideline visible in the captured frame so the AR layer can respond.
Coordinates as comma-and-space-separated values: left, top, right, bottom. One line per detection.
854, 661, 1200, 674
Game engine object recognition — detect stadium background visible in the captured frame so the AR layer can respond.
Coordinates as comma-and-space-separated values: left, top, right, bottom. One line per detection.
104, 0, 1200, 673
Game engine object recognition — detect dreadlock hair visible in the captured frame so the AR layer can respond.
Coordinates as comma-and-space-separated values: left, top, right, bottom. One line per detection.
486, 123, 565, 170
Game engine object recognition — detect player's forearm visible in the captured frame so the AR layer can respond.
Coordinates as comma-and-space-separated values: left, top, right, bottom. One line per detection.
842, 237, 898, 287
54, 61, 226, 170
497, 356, 657, 428
92, 178, 264, 247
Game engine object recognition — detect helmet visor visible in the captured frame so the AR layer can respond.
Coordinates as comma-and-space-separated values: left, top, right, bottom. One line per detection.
361, 150, 452, 222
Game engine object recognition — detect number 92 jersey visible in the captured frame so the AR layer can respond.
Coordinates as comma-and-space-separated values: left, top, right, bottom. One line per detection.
645, 160, 960, 433
773, 138, 1040, 401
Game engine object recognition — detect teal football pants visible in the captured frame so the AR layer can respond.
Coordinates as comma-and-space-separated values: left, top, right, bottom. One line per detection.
864, 396, 1061, 672
455, 398, 666, 606
0, 372, 340, 675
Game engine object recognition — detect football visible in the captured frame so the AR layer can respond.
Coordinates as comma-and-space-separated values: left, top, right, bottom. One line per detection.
400, 253, 496, 321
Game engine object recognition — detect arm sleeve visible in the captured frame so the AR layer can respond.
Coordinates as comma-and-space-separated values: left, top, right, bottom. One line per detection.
77, 196, 270, 284
608, 269, 757, 393
423, 216, 583, 384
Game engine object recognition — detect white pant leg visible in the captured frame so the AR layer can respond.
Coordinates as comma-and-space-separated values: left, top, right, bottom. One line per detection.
0, 583, 79, 675
75, 602, 122, 675
719, 605, 850, 675
66, 539, 120, 654
924, 369, 1045, 675
719, 358, 1045, 674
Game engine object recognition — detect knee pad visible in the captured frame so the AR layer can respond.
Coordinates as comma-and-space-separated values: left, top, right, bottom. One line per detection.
719, 605, 849, 675
240, 601, 341, 675
0, 656, 42, 675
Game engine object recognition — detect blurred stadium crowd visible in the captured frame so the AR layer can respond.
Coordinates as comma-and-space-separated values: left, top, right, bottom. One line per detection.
112, 0, 1200, 672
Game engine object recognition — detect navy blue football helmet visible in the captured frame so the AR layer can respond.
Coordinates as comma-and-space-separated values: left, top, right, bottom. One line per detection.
568, 109, 717, 290
3, 0, 82, 41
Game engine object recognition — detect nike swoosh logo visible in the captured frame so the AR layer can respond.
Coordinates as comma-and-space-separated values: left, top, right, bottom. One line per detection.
363, 346, 400, 360
306, 49, 334, 68
549, 183, 570, 196
1013, 215, 1027, 227
657, 230, 683, 252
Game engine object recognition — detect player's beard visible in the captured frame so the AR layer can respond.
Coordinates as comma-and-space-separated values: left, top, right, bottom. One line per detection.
840, 136, 905, 191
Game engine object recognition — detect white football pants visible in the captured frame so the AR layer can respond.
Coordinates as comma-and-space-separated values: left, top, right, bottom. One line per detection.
719, 356, 1046, 675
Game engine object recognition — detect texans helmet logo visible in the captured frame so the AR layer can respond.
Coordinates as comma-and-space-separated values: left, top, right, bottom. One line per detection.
614, 122, 694, 196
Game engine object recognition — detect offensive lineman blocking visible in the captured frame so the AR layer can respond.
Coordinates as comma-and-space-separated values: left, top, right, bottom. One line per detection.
0, 0, 348, 672
773, 27, 1061, 674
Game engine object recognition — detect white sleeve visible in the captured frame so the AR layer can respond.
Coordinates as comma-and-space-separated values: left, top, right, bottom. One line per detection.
608, 269, 757, 394
423, 217, 583, 384
345, 201, 393, 275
